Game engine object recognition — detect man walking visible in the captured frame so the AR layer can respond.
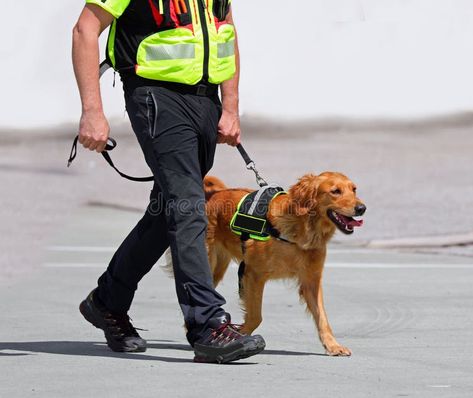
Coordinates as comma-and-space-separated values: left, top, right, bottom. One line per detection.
72, 0, 265, 363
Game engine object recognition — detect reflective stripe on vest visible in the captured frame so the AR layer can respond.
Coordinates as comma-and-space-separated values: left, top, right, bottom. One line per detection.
217, 40, 235, 58
145, 43, 196, 61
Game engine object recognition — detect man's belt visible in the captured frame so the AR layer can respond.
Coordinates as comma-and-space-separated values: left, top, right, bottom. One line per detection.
101, 60, 219, 97
159, 80, 219, 97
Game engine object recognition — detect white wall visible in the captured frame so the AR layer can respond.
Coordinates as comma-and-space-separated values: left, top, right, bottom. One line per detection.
1, 0, 473, 128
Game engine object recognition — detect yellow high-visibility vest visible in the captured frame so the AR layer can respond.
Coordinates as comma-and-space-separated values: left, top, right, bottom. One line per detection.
88, 0, 235, 85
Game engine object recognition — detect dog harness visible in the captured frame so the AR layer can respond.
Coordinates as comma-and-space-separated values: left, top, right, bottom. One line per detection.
230, 184, 287, 242
230, 184, 294, 296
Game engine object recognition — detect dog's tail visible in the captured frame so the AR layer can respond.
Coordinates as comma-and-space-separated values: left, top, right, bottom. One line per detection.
160, 248, 175, 279
203, 175, 227, 201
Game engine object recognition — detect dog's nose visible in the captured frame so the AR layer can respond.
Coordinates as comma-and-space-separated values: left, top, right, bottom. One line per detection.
355, 204, 366, 216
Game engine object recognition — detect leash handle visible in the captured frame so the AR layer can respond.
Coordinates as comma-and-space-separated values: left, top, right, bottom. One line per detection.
236, 144, 268, 187
67, 135, 154, 182
105, 137, 117, 151
67, 136, 79, 167
236, 144, 252, 166
68, 136, 116, 166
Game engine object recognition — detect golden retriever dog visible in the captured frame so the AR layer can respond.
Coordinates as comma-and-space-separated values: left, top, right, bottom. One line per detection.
204, 173, 366, 356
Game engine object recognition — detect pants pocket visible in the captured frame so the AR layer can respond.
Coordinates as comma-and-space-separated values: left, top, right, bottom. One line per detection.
146, 90, 159, 139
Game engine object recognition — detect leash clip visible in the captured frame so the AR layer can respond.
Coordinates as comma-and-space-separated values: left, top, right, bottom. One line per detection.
237, 144, 268, 188
247, 162, 268, 187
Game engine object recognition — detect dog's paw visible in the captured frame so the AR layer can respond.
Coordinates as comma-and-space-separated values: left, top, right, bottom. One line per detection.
325, 344, 352, 357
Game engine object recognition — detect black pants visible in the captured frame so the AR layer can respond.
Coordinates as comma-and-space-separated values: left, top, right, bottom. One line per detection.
96, 86, 226, 345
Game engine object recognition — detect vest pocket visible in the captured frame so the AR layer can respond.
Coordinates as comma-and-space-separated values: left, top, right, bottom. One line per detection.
208, 23, 236, 84
136, 27, 204, 85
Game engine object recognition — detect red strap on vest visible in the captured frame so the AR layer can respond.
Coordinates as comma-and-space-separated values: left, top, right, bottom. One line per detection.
148, 0, 164, 26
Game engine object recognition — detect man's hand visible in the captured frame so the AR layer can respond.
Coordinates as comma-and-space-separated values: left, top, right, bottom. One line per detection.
217, 110, 241, 146
78, 110, 110, 152
72, 4, 114, 152
218, 8, 241, 147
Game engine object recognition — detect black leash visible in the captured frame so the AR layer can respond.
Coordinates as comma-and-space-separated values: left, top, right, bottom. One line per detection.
68, 136, 268, 186
236, 144, 268, 187
67, 135, 154, 182
72, 60, 269, 186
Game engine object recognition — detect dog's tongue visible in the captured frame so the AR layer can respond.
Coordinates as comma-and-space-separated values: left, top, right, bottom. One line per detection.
348, 218, 363, 227
339, 214, 364, 228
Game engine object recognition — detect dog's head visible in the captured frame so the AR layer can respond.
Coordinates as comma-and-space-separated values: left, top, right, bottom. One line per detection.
288, 172, 366, 235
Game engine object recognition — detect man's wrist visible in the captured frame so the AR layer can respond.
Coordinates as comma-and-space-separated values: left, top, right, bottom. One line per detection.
82, 104, 104, 114
222, 108, 239, 117
222, 98, 239, 116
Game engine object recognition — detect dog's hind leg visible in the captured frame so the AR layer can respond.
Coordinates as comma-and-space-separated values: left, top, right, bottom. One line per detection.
208, 245, 232, 287
239, 269, 266, 335
299, 274, 352, 356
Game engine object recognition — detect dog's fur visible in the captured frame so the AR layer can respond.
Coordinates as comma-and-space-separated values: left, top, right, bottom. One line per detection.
204, 173, 365, 356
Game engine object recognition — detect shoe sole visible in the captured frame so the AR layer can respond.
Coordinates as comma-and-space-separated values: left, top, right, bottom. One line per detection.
193, 338, 266, 364
79, 299, 146, 353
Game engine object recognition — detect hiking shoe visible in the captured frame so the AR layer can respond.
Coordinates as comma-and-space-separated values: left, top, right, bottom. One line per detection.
193, 313, 265, 364
79, 289, 147, 353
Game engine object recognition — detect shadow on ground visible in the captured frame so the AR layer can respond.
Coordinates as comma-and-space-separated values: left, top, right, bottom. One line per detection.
0, 340, 326, 361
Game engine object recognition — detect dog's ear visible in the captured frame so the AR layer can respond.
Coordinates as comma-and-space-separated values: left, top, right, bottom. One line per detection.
288, 174, 318, 216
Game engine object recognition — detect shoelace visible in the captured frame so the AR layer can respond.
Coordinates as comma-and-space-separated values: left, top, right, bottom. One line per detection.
232, 324, 243, 331
210, 322, 244, 345
103, 313, 141, 339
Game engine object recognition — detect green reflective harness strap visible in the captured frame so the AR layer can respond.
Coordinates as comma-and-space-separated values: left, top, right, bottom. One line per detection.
230, 185, 286, 241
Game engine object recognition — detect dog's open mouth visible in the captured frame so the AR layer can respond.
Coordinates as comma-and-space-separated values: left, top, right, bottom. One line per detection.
327, 209, 364, 235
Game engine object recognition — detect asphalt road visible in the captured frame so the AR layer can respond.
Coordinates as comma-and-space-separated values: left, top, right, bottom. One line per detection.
1, 204, 473, 397
1, 119, 472, 397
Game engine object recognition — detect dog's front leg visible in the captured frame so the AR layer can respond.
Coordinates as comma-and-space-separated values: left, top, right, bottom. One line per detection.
299, 274, 352, 356
240, 271, 266, 335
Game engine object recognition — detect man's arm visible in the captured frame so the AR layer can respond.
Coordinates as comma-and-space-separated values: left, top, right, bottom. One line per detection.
218, 9, 241, 147
72, 4, 114, 152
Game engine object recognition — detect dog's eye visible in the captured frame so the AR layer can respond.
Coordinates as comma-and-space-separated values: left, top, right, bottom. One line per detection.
353, 187, 357, 193
331, 189, 342, 195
